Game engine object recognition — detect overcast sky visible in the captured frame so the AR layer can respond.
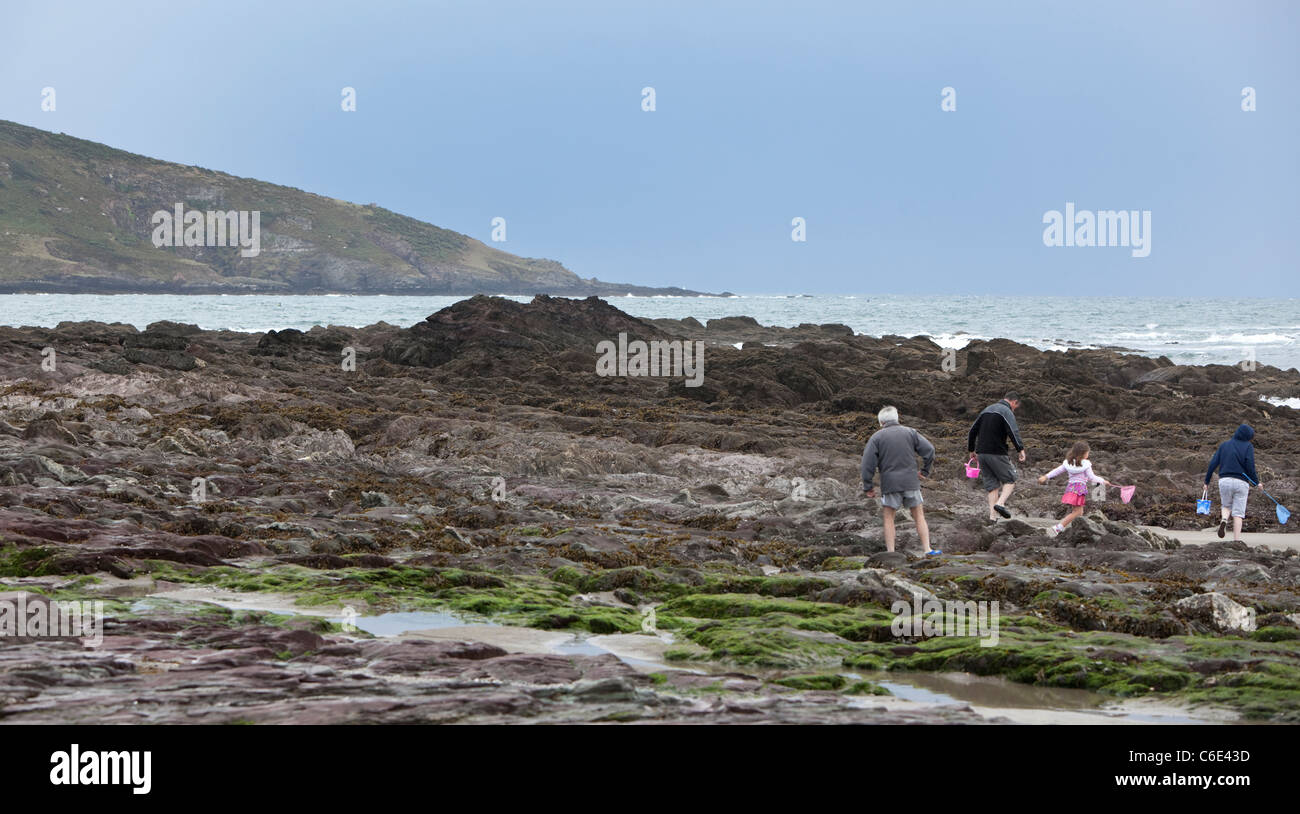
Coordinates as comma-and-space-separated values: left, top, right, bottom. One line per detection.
3, 0, 1296, 295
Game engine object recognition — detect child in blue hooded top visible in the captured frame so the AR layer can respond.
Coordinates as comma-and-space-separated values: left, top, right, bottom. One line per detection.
1205, 424, 1259, 541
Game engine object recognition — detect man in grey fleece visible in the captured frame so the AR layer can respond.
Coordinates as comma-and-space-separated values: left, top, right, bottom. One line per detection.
861, 405, 939, 555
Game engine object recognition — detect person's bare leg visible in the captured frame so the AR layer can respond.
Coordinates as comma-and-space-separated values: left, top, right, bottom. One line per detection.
882, 507, 896, 552
986, 489, 999, 520
998, 482, 1016, 507
1061, 507, 1083, 528
913, 505, 931, 552
1233, 516, 1243, 541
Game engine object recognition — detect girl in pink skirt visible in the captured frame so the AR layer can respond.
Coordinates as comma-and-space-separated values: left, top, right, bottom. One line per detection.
1038, 441, 1112, 538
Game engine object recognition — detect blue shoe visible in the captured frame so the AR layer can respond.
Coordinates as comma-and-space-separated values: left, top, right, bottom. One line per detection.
925, 549, 943, 557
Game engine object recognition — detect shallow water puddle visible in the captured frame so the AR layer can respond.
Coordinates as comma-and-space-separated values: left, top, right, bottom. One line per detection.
853, 671, 1216, 724
336, 610, 1222, 720
142, 586, 685, 671
142, 587, 1226, 722
329, 610, 482, 637
857, 670, 1113, 710
338, 611, 690, 672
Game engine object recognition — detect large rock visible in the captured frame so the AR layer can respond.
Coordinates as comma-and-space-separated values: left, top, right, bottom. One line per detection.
383, 294, 667, 369
1175, 592, 1256, 632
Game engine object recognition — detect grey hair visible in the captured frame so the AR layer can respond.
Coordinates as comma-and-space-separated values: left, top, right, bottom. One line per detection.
877, 405, 899, 425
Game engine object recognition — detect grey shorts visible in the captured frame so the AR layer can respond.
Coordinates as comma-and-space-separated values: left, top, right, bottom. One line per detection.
977, 453, 1017, 491
1219, 477, 1250, 518
880, 490, 923, 509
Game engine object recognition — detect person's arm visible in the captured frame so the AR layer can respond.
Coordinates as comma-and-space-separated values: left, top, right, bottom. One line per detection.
1246, 446, 1259, 485
1044, 464, 1066, 480
915, 431, 935, 478
1002, 408, 1025, 452
860, 439, 879, 491
1205, 445, 1221, 485
1085, 461, 1107, 484
967, 416, 979, 453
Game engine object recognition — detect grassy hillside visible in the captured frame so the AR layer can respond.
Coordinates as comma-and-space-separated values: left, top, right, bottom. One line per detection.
0, 120, 701, 295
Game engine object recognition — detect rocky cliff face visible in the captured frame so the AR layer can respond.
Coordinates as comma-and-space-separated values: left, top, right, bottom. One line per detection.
0, 120, 709, 296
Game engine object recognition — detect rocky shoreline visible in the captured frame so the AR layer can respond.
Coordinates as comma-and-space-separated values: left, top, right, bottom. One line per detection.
2, 295, 1299, 723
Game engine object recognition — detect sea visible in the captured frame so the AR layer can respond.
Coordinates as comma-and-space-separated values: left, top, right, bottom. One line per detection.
2, 293, 1299, 380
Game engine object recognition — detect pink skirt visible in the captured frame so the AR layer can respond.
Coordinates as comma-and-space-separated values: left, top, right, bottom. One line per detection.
1062, 482, 1087, 506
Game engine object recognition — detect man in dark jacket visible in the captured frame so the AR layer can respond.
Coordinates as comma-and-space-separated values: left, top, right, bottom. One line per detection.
861, 405, 939, 555
1205, 423, 1260, 541
967, 392, 1026, 520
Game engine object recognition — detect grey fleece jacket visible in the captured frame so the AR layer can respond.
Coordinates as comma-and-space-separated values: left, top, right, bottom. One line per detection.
860, 420, 936, 494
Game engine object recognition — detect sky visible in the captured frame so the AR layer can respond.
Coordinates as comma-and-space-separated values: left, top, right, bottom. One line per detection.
2, 0, 1297, 295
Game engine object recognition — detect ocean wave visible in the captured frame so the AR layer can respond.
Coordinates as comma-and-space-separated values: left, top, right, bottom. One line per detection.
1261, 395, 1300, 410
1108, 331, 1173, 340
1202, 332, 1296, 345
928, 333, 981, 350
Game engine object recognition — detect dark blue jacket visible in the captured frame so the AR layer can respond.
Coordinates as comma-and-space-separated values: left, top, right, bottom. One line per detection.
1205, 424, 1258, 485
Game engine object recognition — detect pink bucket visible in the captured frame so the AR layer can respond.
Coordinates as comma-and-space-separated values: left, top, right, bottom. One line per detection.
1120, 485, 1136, 504
964, 456, 980, 479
